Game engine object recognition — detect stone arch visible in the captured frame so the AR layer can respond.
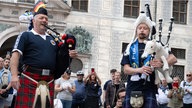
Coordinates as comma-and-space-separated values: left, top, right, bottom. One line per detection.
0, 26, 20, 47
0, 26, 20, 57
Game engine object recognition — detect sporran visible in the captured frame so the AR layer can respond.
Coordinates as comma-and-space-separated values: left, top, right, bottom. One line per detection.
130, 91, 144, 108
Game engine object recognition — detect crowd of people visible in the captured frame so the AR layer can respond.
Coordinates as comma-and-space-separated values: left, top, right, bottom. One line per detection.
1, 51, 192, 108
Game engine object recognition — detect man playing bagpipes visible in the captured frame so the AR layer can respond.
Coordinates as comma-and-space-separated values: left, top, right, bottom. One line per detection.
120, 11, 177, 108
10, 4, 77, 108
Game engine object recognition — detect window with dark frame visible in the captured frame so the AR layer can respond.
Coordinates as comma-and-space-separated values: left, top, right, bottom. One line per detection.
121, 42, 129, 82
124, 0, 140, 18
17, 0, 34, 3
173, 0, 188, 24
122, 42, 129, 54
171, 65, 184, 81
72, 0, 88, 12
171, 48, 186, 59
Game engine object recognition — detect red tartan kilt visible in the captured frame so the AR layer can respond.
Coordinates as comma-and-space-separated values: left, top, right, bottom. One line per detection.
14, 71, 54, 108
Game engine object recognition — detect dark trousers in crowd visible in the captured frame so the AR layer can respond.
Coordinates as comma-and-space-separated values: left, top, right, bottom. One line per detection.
85, 96, 99, 108
183, 103, 192, 108
71, 101, 85, 108
158, 103, 168, 108
9, 95, 16, 108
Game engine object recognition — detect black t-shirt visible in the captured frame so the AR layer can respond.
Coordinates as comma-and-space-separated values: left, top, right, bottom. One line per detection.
121, 42, 157, 93
13, 31, 58, 70
86, 81, 100, 97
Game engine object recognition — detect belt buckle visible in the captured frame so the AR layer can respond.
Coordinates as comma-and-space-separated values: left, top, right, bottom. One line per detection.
42, 69, 50, 76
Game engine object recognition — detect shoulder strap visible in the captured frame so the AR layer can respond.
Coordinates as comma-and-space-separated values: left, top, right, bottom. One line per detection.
183, 81, 186, 87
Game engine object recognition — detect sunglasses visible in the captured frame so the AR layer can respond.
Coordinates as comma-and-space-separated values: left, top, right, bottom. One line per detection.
186, 74, 191, 77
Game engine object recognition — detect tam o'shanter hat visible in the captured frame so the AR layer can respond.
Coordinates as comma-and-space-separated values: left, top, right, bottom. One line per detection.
34, 7, 48, 16
124, 12, 155, 55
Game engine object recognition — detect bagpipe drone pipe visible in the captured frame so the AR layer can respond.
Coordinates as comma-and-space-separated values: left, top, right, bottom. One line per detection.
44, 25, 76, 79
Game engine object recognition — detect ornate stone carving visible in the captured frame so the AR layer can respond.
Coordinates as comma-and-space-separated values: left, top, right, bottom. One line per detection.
65, 26, 93, 54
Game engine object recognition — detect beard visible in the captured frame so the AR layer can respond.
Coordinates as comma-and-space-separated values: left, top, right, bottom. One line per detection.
138, 33, 148, 40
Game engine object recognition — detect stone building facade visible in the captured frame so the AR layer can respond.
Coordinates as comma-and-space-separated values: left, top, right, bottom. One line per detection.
0, 0, 192, 84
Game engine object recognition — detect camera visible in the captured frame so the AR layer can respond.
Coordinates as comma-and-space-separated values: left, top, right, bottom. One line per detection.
172, 82, 179, 88
91, 68, 95, 73
0, 85, 9, 98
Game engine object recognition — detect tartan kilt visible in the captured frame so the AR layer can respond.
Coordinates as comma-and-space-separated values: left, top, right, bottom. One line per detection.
14, 71, 54, 108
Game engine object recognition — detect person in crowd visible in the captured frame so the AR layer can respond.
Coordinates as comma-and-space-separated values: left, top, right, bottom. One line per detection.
180, 71, 192, 108
72, 70, 86, 108
3, 58, 14, 108
103, 69, 116, 108
167, 76, 183, 108
55, 69, 76, 108
105, 71, 125, 108
114, 87, 126, 108
5, 52, 11, 60
84, 70, 101, 108
10, 7, 77, 108
0, 57, 6, 108
3, 58, 10, 70
114, 98, 123, 108
3, 56, 17, 108
0, 57, 12, 108
121, 12, 177, 108
156, 79, 170, 108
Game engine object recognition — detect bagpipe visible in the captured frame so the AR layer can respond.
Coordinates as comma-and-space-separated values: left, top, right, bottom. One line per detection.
44, 25, 76, 79
145, 4, 174, 46
158, 17, 174, 46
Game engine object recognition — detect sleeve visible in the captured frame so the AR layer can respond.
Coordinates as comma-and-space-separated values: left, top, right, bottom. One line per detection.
8, 72, 12, 83
72, 80, 75, 87
105, 83, 110, 106
98, 87, 102, 96
54, 78, 60, 85
12, 32, 29, 55
120, 54, 130, 66
103, 81, 109, 91
179, 81, 184, 88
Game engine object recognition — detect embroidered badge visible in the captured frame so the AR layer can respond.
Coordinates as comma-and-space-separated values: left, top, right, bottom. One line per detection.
50, 40, 56, 45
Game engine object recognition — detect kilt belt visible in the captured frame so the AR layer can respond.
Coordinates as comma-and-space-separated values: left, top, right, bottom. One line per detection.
21, 73, 54, 108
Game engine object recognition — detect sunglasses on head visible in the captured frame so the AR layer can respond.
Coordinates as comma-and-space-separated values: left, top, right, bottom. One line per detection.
66, 69, 71, 75
186, 74, 191, 77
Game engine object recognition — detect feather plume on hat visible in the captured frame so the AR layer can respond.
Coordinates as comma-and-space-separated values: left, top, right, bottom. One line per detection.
124, 12, 155, 56
33, 1, 46, 13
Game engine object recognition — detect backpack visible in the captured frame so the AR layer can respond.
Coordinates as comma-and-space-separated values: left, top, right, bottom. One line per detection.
0, 69, 9, 88
0, 69, 10, 98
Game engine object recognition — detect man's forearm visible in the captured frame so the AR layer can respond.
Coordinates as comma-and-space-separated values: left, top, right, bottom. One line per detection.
124, 64, 141, 75
10, 52, 20, 76
167, 54, 177, 66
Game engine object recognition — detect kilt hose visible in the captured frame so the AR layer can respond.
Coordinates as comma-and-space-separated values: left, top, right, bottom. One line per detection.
14, 71, 54, 108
